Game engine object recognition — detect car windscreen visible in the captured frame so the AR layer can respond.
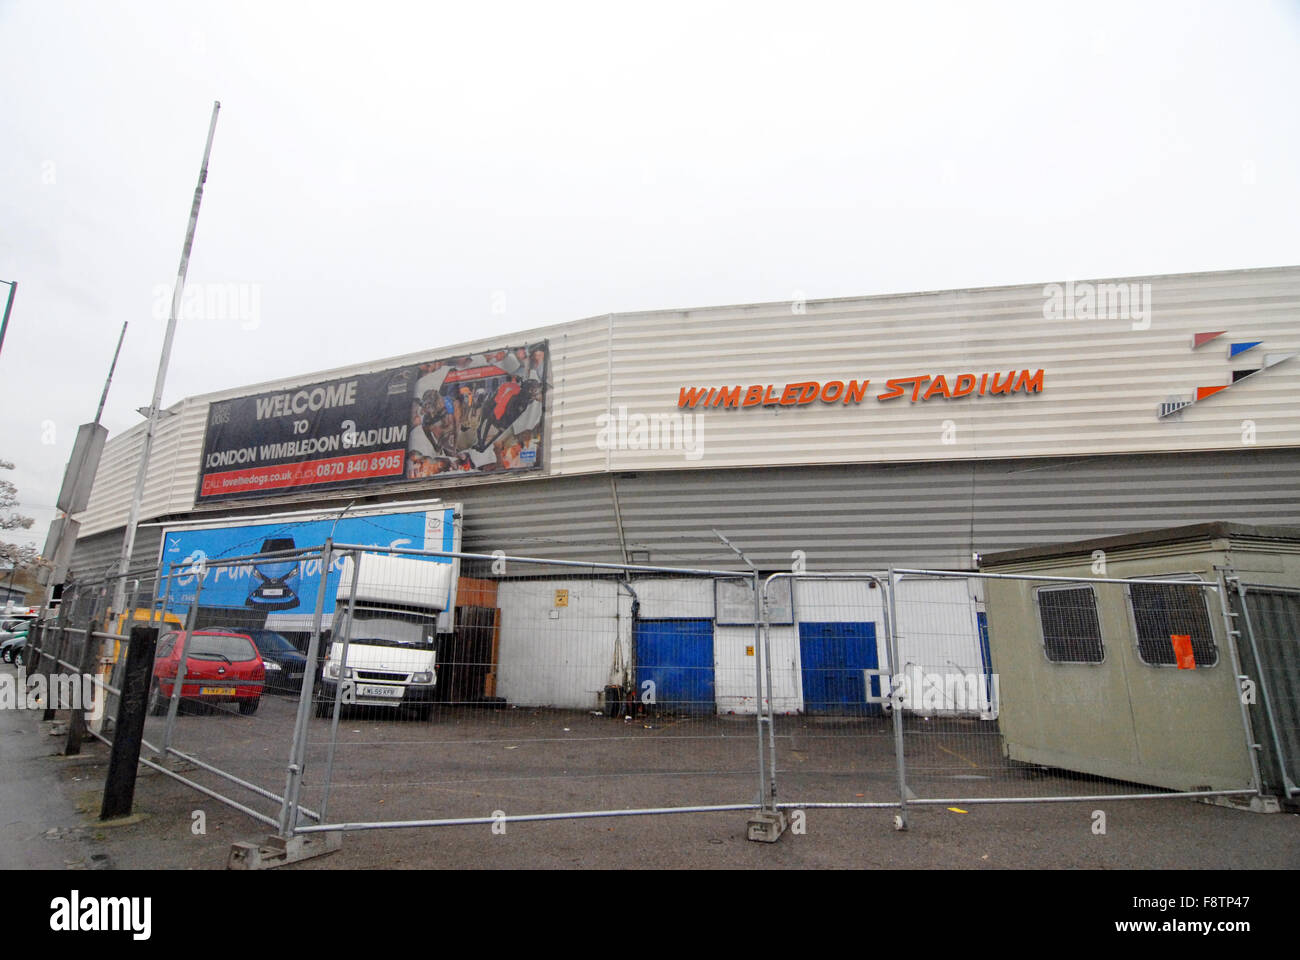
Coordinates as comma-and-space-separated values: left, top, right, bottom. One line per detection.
249, 631, 298, 655
253, 560, 299, 581
160, 633, 258, 661
335, 608, 437, 650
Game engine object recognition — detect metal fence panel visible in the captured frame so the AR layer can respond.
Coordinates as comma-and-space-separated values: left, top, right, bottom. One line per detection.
1235, 583, 1300, 798
21, 551, 1274, 855
289, 545, 769, 834
761, 569, 1260, 816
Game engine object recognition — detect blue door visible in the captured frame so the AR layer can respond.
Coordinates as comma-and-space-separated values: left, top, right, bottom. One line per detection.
635, 619, 715, 714
799, 622, 880, 715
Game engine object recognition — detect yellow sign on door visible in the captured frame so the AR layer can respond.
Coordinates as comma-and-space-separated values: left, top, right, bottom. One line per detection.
555, 589, 569, 608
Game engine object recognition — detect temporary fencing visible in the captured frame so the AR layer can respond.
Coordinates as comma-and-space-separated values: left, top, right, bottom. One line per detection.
21, 545, 1277, 859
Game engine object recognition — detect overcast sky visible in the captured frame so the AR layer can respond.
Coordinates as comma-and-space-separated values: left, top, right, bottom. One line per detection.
2, 0, 1298, 551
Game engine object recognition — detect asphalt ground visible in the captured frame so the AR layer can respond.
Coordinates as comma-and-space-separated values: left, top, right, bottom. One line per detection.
2, 661, 1296, 870
0, 695, 101, 870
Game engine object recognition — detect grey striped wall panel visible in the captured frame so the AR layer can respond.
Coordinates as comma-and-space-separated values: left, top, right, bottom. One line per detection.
70, 448, 1300, 578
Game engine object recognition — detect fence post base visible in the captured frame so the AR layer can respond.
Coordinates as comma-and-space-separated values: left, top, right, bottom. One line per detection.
1195, 794, 1281, 815
746, 810, 788, 843
227, 831, 342, 870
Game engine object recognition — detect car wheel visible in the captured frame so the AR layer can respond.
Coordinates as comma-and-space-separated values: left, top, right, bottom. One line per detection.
13, 649, 24, 667
239, 698, 260, 716
1, 648, 11, 664
147, 681, 169, 716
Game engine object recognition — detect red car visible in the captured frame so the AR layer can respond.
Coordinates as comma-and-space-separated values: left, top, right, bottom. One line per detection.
149, 630, 265, 716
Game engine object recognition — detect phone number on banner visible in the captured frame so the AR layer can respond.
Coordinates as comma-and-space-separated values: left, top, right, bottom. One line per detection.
200, 452, 406, 497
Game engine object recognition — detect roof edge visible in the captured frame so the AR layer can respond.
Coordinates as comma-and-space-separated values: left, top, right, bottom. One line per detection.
980, 521, 1300, 567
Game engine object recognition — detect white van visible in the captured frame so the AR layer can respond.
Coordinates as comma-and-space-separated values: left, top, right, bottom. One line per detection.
314, 553, 453, 721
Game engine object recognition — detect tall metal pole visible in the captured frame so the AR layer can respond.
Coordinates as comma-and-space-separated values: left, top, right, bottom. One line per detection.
0, 281, 16, 358
95, 322, 128, 426
113, 101, 220, 610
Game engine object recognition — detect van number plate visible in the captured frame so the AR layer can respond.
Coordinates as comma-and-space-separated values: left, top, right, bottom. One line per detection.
358, 684, 403, 699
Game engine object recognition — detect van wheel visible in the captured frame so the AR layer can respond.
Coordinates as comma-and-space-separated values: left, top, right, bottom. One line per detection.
412, 702, 433, 722
314, 698, 333, 719
239, 698, 260, 716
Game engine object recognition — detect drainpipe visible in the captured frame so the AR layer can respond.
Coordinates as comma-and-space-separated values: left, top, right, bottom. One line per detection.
614, 579, 639, 715
608, 475, 629, 567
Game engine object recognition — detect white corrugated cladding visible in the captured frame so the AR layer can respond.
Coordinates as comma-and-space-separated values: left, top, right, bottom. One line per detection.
78, 400, 197, 537
74, 265, 1300, 539
604, 265, 1300, 470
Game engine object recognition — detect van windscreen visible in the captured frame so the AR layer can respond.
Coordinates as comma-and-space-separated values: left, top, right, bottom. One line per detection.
336, 608, 437, 650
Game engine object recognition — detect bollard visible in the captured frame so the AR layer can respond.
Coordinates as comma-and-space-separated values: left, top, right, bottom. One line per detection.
100, 626, 158, 821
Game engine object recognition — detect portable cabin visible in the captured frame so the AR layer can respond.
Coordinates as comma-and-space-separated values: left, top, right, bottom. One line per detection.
980, 523, 1300, 800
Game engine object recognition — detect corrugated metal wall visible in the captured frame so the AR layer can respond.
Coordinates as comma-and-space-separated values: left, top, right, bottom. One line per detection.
66, 525, 163, 583
520, 447, 1300, 570
604, 265, 1300, 472
72, 265, 1300, 539
69, 447, 1300, 578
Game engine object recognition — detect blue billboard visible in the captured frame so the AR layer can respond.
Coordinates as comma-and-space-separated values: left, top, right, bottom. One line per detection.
157, 505, 459, 627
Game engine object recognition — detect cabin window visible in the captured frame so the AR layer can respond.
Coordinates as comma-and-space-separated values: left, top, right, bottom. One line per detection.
1036, 585, 1104, 663
1128, 581, 1219, 667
